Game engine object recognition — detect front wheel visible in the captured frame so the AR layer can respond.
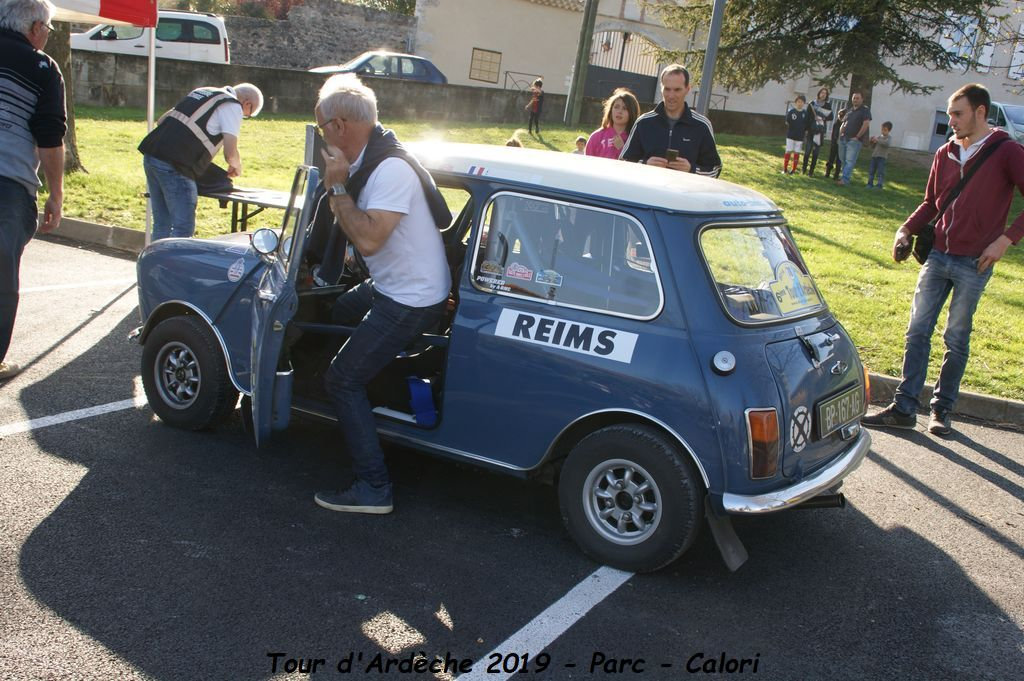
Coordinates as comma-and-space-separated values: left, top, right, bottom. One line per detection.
141, 315, 239, 430
558, 425, 704, 572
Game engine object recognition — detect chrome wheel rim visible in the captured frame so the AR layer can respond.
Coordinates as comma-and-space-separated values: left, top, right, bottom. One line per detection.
582, 458, 662, 546
154, 341, 201, 410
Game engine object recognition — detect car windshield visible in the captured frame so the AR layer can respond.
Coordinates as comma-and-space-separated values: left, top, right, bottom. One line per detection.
339, 53, 374, 70
1003, 105, 1024, 126
700, 222, 825, 324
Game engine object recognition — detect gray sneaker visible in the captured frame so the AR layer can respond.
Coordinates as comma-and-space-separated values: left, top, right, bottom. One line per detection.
861, 404, 917, 429
315, 480, 393, 514
928, 409, 952, 436
0, 361, 22, 381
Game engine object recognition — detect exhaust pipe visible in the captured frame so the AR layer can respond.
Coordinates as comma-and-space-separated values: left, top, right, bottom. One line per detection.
794, 493, 846, 509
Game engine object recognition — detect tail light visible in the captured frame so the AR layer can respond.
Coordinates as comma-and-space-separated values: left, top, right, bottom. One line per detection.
746, 408, 780, 479
224, 38, 230, 64
863, 366, 871, 404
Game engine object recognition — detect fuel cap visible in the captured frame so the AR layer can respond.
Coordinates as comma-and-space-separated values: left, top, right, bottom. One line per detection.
712, 351, 736, 375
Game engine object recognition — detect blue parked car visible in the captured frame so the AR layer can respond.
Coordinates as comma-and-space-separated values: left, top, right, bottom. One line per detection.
134, 145, 870, 572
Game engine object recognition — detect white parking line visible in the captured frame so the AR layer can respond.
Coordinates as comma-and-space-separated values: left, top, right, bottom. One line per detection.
0, 396, 148, 437
21, 278, 136, 294
458, 566, 633, 681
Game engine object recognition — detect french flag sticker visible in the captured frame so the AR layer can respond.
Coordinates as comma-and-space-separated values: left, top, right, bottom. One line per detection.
468, 166, 487, 175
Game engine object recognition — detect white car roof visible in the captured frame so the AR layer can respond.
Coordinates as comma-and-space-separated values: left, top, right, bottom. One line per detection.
408, 142, 778, 214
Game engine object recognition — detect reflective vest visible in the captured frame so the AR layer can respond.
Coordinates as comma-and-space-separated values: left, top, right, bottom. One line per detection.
138, 87, 239, 180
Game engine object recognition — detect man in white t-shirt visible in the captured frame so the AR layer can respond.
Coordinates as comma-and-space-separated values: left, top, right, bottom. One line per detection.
313, 73, 451, 515
138, 83, 263, 239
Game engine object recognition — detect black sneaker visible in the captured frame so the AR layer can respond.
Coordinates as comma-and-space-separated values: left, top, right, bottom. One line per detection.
928, 409, 952, 436
861, 404, 917, 429
315, 480, 393, 514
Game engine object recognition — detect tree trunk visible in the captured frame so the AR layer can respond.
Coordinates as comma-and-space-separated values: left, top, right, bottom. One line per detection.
47, 22, 85, 174
849, 74, 874, 108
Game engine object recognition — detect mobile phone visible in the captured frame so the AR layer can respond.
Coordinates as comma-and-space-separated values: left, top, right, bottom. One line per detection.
665, 148, 679, 162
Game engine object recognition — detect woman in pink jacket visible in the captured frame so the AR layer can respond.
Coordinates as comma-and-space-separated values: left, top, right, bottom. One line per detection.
585, 88, 640, 159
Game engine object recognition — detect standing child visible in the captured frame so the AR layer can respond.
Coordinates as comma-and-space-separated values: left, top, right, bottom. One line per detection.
572, 135, 587, 154
526, 78, 544, 135
867, 121, 893, 188
783, 95, 811, 174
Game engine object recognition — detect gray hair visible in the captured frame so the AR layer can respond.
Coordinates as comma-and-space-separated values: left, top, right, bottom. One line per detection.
0, 0, 55, 34
233, 82, 264, 117
317, 73, 378, 125
659, 63, 691, 87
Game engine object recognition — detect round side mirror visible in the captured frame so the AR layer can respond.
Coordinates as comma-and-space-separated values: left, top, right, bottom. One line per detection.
251, 228, 280, 255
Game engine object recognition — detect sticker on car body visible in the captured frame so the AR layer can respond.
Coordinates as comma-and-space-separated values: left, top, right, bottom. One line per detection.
227, 257, 246, 282
495, 309, 638, 364
790, 405, 811, 452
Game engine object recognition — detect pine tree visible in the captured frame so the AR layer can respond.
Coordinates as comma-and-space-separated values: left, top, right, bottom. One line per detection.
651, 0, 1004, 102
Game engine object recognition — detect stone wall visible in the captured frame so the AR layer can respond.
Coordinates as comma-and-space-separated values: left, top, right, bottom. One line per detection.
73, 52, 792, 138
225, 0, 416, 70
70, 51, 605, 125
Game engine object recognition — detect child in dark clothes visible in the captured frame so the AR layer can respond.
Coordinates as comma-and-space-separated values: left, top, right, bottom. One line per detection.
783, 95, 811, 174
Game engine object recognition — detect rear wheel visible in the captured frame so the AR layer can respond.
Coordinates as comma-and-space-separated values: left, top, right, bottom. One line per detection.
141, 315, 239, 430
558, 424, 704, 572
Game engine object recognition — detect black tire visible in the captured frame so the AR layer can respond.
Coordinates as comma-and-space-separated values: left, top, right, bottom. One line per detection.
141, 315, 239, 431
558, 424, 705, 572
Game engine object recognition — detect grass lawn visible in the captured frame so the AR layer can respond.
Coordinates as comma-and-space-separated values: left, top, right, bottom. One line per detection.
59, 106, 1024, 401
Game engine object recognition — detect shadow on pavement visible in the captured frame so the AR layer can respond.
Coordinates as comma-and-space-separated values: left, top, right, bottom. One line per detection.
12, 316, 1024, 680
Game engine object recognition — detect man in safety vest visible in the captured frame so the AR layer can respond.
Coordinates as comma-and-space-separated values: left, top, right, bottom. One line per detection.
139, 83, 263, 240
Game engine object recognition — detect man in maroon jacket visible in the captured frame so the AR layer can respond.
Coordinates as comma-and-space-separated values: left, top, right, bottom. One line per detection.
863, 84, 1024, 436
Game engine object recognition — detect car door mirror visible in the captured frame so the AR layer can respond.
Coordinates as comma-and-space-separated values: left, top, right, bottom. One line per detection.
251, 228, 280, 256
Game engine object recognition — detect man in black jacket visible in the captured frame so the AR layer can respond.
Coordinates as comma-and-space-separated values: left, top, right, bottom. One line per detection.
138, 83, 263, 240
0, 0, 65, 381
619, 64, 721, 178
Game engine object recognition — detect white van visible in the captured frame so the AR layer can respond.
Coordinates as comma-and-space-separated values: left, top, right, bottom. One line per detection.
989, 101, 1024, 144
71, 10, 230, 64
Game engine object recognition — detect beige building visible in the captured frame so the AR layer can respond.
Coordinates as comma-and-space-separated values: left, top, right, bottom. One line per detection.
414, 0, 1024, 151
414, 0, 682, 98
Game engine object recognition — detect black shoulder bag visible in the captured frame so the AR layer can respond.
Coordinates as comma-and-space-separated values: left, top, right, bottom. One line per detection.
911, 136, 1009, 265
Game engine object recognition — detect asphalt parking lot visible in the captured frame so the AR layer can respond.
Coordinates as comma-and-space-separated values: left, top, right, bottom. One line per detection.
1, 237, 1022, 681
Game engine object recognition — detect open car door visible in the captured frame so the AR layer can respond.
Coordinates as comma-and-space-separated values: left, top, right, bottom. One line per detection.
250, 166, 320, 446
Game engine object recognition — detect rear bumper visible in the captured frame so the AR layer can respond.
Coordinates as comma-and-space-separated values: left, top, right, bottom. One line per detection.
722, 427, 871, 514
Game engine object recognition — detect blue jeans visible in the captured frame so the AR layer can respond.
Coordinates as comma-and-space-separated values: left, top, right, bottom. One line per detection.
839, 138, 862, 183
324, 282, 446, 487
0, 178, 37, 365
143, 155, 197, 240
894, 250, 994, 415
867, 157, 887, 187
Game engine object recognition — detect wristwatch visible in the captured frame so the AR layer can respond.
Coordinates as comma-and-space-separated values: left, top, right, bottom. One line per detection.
328, 183, 347, 197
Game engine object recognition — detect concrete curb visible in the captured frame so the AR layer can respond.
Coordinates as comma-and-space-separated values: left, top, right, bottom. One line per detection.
868, 373, 1023, 429
51, 218, 145, 256
47, 219, 1024, 429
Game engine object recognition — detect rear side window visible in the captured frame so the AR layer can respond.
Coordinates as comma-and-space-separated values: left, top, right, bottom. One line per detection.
155, 19, 220, 44
700, 222, 825, 324
155, 19, 184, 42
401, 58, 428, 77
471, 193, 662, 319
191, 22, 221, 44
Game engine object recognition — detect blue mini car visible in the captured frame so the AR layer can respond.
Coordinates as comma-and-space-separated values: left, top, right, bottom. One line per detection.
134, 144, 870, 572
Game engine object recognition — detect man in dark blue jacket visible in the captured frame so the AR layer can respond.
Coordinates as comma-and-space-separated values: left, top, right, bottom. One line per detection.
0, 0, 66, 382
619, 64, 721, 178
